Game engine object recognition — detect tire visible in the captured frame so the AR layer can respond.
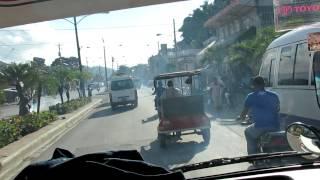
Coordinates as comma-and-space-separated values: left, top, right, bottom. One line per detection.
111, 103, 116, 110
133, 98, 138, 108
201, 128, 211, 144
158, 133, 167, 148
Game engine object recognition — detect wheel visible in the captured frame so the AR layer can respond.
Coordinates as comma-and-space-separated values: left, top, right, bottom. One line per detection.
158, 133, 167, 148
201, 128, 211, 144
133, 98, 138, 108
111, 103, 116, 110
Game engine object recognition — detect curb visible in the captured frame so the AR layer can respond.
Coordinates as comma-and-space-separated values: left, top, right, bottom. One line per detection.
0, 99, 102, 180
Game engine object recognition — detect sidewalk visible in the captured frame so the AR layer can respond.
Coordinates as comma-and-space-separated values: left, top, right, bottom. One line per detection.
0, 89, 103, 119
0, 97, 103, 180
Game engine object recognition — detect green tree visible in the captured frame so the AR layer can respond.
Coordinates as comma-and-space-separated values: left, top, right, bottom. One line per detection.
30, 62, 59, 114
0, 63, 34, 116
179, 0, 231, 48
229, 27, 282, 74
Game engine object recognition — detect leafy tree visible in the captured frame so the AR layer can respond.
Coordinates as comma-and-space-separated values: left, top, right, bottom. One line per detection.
30, 62, 59, 114
179, 0, 231, 48
228, 27, 282, 74
118, 65, 131, 75
0, 63, 34, 116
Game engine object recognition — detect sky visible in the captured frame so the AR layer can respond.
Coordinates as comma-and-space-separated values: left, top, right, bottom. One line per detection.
0, 0, 213, 68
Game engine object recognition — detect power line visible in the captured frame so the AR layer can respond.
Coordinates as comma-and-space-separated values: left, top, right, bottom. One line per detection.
0, 23, 172, 32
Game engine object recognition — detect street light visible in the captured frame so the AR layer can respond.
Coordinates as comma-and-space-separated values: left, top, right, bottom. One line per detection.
102, 38, 109, 90
62, 15, 98, 97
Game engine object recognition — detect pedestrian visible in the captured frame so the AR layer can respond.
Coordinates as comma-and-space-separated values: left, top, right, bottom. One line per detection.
210, 77, 223, 111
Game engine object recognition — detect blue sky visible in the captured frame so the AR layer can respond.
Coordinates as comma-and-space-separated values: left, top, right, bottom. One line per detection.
0, 0, 213, 67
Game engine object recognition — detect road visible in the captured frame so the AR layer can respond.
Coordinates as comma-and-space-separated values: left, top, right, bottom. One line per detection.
0, 88, 104, 119
35, 87, 250, 178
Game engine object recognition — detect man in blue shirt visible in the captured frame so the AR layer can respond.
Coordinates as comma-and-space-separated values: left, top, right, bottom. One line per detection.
238, 76, 280, 155
153, 81, 165, 110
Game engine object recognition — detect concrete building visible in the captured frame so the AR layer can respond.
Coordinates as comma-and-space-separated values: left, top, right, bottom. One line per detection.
198, 0, 274, 79
204, 0, 274, 47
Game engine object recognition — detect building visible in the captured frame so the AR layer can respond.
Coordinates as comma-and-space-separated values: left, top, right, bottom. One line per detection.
204, 0, 274, 46
168, 49, 201, 72
148, 43, 201, 77
198, 0, 274, 79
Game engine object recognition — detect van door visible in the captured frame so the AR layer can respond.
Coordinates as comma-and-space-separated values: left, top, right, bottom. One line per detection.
260, 49, 276, 87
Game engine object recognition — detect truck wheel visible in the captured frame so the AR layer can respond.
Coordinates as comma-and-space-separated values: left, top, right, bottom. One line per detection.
111, 103, 116, 110
158, 133, 167, 148
202, 128, 210, 144
134, 99, 138, 108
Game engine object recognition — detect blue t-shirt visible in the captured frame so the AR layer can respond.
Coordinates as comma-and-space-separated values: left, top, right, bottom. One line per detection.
244, 90, 280, 128
156, 86, 165, 97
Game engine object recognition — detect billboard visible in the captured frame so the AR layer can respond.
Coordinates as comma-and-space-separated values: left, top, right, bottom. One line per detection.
274, 0, 320, 31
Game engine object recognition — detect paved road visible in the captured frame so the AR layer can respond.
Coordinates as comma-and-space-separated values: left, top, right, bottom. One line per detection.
0, 88, 104, 119
35, 87, 249, 178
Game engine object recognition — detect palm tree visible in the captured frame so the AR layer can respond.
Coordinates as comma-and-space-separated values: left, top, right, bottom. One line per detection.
0, 63, 34, 116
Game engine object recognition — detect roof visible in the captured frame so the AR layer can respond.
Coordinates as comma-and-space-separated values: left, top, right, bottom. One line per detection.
268, 23, 320, 49
0, 0, 184, 28
204, 0, 255, 28
154, 69, 202, 80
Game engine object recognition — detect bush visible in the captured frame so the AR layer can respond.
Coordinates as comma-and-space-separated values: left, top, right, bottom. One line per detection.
0, 111, 58, 148
49, 97, 91, 115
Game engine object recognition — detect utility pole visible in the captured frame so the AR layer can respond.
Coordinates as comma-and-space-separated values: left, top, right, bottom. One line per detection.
102, 39, 109, 90
112, 57, 114, 73
58, 43, 62, 58
173, 19, 178, 61
86, 57, 89, 72
73, 16, 86, 97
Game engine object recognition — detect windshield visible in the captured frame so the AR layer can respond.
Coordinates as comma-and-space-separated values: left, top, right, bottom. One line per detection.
111, 79, 134, 91
0, 0, 319, 179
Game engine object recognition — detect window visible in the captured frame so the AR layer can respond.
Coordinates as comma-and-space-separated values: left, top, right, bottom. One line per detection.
293, 43, 310, 85
111, 79, 134, 91
260, 50, 275, 87
278, 46, 295, 85
270, 59, 275, 86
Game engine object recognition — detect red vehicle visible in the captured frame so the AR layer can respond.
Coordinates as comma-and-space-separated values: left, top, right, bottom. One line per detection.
154, 70, 211, 148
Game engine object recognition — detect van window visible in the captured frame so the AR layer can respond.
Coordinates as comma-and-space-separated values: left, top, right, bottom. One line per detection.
278, 46, 294, 85
293, 43, 309, 85
260, 50, 275, 87
270, 59, 275, 87
111, 79, 134, 91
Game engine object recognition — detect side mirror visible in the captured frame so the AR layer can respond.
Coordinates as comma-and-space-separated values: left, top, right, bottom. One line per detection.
286, 122, 320, 159
313, 51, 320, 108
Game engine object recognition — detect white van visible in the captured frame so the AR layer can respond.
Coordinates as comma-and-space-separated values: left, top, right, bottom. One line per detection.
110, 75, 138, 110
259, 23, 320, 129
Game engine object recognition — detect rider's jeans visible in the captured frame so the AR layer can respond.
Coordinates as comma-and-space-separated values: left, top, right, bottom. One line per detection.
244, 124, 278, 155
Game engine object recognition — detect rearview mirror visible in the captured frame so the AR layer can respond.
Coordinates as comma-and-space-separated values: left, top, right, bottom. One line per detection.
313, 52, 320, 109
286, 122, 320, 159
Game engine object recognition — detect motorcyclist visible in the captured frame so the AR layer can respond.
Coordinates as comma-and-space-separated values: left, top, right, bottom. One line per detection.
237, 76, 280, 155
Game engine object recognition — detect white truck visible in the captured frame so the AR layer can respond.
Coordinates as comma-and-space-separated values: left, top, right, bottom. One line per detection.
110, 75, 138, 110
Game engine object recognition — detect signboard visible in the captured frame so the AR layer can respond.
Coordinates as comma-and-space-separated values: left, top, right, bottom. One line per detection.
274, 0, 320, 31
308, 32, 320, 51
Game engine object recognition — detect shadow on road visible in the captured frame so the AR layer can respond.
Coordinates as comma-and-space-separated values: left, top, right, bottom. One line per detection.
88, 106, 133, 119
96, 101, 110, 108
141, 114, 158, 124
140, 139, 207, 168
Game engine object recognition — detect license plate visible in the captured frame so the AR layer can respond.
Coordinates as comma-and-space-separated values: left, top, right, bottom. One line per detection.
119, 97, 128, 101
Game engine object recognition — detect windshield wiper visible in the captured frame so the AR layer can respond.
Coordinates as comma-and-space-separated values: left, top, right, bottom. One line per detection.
171, 151, 312, 173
